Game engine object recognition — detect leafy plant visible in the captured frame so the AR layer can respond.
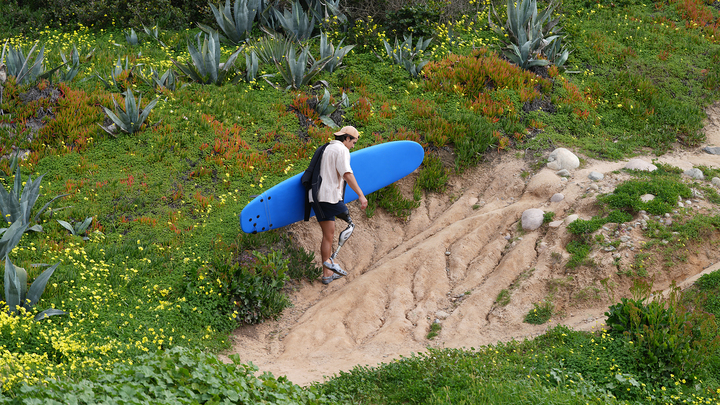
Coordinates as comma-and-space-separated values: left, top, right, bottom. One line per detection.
605, 280, 720, 380
244, 49, 259, 82
199, 0, 259, 45
124, 28, 140, 46
228, 250, 290, 324
142, 24, 167, 48
100, 90, 159, 135
253, 33, 294, 65
382, 34, 431, 78
1, 40, 58, 85
3, 257, 64, 321
139, 66, 178, 91
273, 0, 316, 42
268, 43, 330, 90
0, 162, 66, 233
313, 88, 346, 127
524, 301, 553, 324
416, 153, 448, 192
56, 44, 84, 83
319, 31, 354, 73
94, 56, 136, 91
57, 217, 93, 239
171, 30, 243, 85
488, 0, 567, 69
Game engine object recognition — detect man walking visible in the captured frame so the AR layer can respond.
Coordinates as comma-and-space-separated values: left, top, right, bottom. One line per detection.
302, 126, 367, 284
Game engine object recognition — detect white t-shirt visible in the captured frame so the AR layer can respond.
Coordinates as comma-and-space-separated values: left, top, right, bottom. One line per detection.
309, 140, 353, 204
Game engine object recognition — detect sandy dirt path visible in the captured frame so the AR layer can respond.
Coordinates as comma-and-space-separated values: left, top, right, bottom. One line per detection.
221, 101, 720, 386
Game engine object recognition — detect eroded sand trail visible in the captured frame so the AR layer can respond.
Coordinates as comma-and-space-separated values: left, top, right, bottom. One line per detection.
221, 102, 720, 386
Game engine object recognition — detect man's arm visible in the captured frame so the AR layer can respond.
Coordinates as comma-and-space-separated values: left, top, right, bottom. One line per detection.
343, 172, 368, 210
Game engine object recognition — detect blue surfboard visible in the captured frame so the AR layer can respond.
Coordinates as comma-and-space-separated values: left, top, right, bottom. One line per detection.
240, 140, 424, 233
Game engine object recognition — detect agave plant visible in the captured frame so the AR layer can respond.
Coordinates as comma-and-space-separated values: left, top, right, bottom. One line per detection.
100, 90, 158, 135
199, 0, 260, 45
171, 30, 243, 85
273, 0, 316, 42
94, 56, 137, 91
319, 32, 354, 73
139, 66, 178, 91
253, 34, 294, 65
382, 34, 431, 78
1, 40, 60, 85
125, 28, 140, 46
489, 0, 567, 69
269, 44, 330, 90
4, 257, 64, 321
142, 24, 167, 48
244, 50, 259, 82
309, 0, 347, 26
57, 216, 93, 239
314, 88, 348, 128
0, 161, 67, 234
56, 45, 82, 83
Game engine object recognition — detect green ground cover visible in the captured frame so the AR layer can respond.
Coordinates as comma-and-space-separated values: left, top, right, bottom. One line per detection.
0, 0, 719, 402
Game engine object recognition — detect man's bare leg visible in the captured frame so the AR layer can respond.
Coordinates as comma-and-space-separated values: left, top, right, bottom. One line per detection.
320, 220, 335, 278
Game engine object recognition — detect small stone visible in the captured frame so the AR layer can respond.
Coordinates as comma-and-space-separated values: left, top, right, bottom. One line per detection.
683, 168, 704, 180
712, 177, 720, 187
640, 194, 655, 203
625, 159, 657, 172
550, 193, 565, 202
445, 251, 451, 256
556, 169, 571, 177
566, 214, 579, 224
678, 202, 684, 208
436, 311, 450, 320
703, 146, 720, 155
589, 183, 599, 191
549, 220, 564, 228
588, 171, 604, 181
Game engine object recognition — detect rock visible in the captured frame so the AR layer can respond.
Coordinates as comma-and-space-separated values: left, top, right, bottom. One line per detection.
703, 146, 720, 155
625, 159, 657, 172
713, 177, 720, 187
526, 169, 562, 199
546, 148, 580, 171
522, 208, 545, 231
556, 169, 571, 177
678, 201, 684, 208
588, 171, 604, 181
549, 220, 564, 228
566, 214, 579, 224
589, 183, 599, 191
550, 193, 564, 202
436, 311, 450, 320
683, 168, 704, 180
640, 194, 655, 202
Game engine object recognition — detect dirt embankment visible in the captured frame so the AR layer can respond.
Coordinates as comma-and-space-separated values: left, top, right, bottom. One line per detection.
221, 102, 720, 386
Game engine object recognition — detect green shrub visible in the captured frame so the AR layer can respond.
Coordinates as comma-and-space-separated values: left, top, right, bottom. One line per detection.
565, 239, 591, 268
416, 153, 448, 193
599, 178, 691, 215
605, 280, 720, 381
0, 347, 332, 404
366, 183, 420, 219
228, 250, 290, 324
524, 301, 553, 324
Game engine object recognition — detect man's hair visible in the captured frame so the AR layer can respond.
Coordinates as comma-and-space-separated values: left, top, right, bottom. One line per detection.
334, 133, 356, 142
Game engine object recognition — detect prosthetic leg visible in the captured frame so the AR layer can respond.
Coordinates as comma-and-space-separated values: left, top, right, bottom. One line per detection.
330, 211, 354, 262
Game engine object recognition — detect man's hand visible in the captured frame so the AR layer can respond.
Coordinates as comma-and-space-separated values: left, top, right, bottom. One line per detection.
358, 195, 368, 210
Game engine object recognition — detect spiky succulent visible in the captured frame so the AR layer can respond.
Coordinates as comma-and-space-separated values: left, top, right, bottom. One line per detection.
100, 90, 158, 135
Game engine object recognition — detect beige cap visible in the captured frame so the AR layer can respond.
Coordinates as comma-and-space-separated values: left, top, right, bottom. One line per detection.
334, 126, 360, 138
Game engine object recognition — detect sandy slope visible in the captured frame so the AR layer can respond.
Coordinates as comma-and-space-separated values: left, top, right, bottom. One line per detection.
221, 101, 720, 386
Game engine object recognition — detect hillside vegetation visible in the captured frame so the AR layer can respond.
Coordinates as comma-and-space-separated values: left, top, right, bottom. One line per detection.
0, 0, 719, 403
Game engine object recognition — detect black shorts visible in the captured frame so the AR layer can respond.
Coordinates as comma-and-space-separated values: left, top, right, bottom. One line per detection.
315, 201, 348, 222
